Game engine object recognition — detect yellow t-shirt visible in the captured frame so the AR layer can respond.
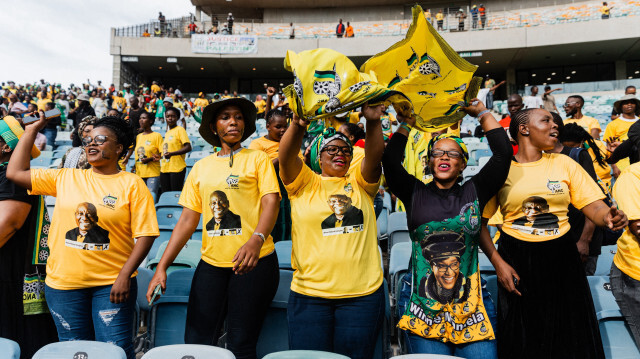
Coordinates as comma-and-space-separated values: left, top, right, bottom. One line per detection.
248, 136, 280, 160
30, 169, 159, 290
601, 6, 610, 15
37, 98, 51, 111
161, 126, 190, 173
193, 98, 209, 109
483, 153, 604, 242
349, 111, 361, 124
254, 99, 267, 114
447, 122, 461, 137
564, 116, 601, 134
604, 117, 638, 142
589, 140, 612, 192
436, 13, 444, 21
150, 84, 161, 93
347, 146, 365, 176
404, 128, 431, 183
179, 149, 280, 267
613, 163, 640, 280
112, 96, 127, 111
285, 163, 383, 298
135, 132, 163, 178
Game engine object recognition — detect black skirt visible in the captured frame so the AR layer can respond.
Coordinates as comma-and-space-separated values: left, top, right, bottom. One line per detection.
497, 231, 605, 359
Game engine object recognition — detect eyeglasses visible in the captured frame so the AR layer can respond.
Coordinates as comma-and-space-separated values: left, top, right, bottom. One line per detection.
433, 261, 460, 273
82, 135, 109, 147
563, 102, 579, 107
322, 145, 352, 156
430, 149, 464, 159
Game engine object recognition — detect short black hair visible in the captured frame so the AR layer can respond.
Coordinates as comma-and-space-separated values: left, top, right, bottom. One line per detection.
567, 95, 584, 106
165, 107, 181, 117
626, 85, 636, 92
139, 110, 154, 125
340, 123, 365, 142
92, 116, 135, 160
266, 109, 286, 124
45, 102, 55, 110
544, 86, 551, 91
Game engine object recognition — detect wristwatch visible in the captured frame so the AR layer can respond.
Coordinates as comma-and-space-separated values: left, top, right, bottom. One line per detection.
253, 232, 266, 242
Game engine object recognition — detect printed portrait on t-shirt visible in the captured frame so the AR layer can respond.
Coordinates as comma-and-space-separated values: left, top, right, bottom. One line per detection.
162, 143, 169, 162
64, 202, 110, 250
512, 196, 559, 235
206, 190, 242, 236
136, 146, 146, 162
321, 194, 364, 235
419, 232, 470, 304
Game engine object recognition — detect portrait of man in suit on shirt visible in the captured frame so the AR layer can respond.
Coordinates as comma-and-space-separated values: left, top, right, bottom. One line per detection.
205, 190, 241, 232
65, 202, 110, 246
321, 194, 363, 230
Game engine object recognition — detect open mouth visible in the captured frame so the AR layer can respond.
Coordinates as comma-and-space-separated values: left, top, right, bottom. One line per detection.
437, 163, 451, 171
550, 131, 559, 139
442, 275, 455, 284
333, 157, 346, 166
87, 148, 99, 155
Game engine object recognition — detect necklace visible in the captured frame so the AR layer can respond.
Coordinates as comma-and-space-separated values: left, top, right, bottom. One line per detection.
217, 147, 242, 167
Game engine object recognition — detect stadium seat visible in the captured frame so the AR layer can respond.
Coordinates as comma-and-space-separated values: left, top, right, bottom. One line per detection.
148, 229, 172, 260
595, 245, 617, 276
141, 344, 235, 359
0, 338, 20, 359
264, 351, 349, 359
136, 267, 155, 313
387, 212, 410, 252
382, 191, 392, 211
391, 355, 464, 358
148, 268, 195, 348
156, 207, 183, 228
588, 276, 621, 321
377, 207, 389, 239
374, 279, 392, 359
147, 240, 202, 273
483, 275, 498, 301
478, 250, 495, 275
30, 157, 51, 168
462, 165, 480, 181
188, 150, 210, 159
478, 156, 491, 168
38, 150, 53, 158
274, 240, 292, 269
33, 341, 126, 359
389, 242, 411, 326
156, 191, 182, 208
185, 157, 198, 167
257, 270, 293, 357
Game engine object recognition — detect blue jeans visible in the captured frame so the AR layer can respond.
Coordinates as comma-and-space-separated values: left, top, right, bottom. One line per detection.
287, 285, 385, 359
610, 263, 640, 348
397, 272, 497, 359
43, 128, 57, 148
143, 176, 160, 199
45, 280, 138, 359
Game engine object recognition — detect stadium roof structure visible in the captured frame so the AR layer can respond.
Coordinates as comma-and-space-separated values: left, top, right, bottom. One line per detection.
191, 0, 409, 9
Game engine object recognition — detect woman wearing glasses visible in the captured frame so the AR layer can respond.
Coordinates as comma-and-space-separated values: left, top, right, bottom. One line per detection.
278, 104, 385, 359
7, 115, 159, 359
382, 100, 511, 358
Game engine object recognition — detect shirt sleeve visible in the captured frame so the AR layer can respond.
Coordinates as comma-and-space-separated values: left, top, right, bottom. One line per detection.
566, 157, 606, 210
284, 162, 316, 199
613, 168, 640, 221
178, 164, 202, 213
130, 177, 160, 238
179, 127, 191, 145
381, 131, 419, 206
482, 195, 499, 219
255, 151, 281, 199
248, 139, 263, 151
589, 117, 602, 131
354, 162, 379, 198
30, 168, 61, 197
603, 122, 616, 142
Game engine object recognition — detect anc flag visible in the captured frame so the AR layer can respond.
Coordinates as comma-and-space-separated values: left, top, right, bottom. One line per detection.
283, 48, 412, 121
361, 5, 482, 132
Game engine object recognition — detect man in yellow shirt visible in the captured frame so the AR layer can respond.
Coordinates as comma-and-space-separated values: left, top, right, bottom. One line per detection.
563, 95, 601, 139
36, 91, 52, 111
600, 2, 613, 19
604, 95, 640, 176
436, 10, 444, 31
254, 95, 267, 118
193, 92, 210, 109
150, 81, 161, 94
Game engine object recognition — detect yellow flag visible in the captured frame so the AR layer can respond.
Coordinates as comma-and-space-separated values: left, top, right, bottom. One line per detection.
283, 48, 412, 121
361, 5, 481, 132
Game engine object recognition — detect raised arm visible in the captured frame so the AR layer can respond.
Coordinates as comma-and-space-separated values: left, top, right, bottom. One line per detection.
278, 114, 308, 185
581, 200, 627, 231
6, 112, 49, 190
381, 113, 419, 206
361, 103, 385, 183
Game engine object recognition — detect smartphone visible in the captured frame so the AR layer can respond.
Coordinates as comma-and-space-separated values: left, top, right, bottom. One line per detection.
22, 108, 62, 125
148, 284, 162, 306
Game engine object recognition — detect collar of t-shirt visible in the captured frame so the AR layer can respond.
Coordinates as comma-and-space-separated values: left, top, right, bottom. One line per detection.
620, 116, 639, 122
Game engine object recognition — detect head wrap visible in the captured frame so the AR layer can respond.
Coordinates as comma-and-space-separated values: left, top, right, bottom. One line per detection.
308, 127, 353, 174
77, 115, 98, 138
0, 116, 40, 158
426, 133, 469, 163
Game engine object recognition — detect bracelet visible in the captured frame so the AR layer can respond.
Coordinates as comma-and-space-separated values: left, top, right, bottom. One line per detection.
399, 122, 413, 132
253, 232, 266, 242
476, 110, 491, 119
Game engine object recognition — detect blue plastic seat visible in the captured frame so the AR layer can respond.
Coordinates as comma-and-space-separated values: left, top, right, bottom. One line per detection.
33, 341, 126, 359
382, 191, 392, 210
156, 191, 182, 208
141, 344, 235, 358
588, 275, 622, 320
264, 351, 349, 359
188, 150, 210, 159
147, 240, 202, 273
185, 157, 198, 167
483, 274, 498, 300
478, 251, 495, 275
377, 207, 389, 239
391, 355, 465, 358
30, 157, 51, 168
156, 207, 183, 228
595, 245, 617, 276
257, 270, 293, 357
274, 241, 292, 269
387, 212, 409, 252
389, 242, 412, 329
149, 268, 195, 348
149, 229, 172, 260
600, 319, 640, 359
0, 338, 20, 359
136, 267, 155, 313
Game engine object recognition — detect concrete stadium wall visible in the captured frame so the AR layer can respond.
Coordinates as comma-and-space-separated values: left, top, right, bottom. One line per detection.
263, 6, 405, 23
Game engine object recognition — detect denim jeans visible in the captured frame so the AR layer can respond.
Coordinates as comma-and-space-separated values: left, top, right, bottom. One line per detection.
44, 280, 138, 359
287, 285, 385, 359
43, 127, 57, 148
143, 176, 160, 199
397, 272, 497, 359
610, 263, 640, 348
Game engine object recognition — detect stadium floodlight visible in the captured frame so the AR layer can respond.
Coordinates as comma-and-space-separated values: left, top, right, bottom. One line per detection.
159, 66, 163, 70
551, 72, 556, 75
572, 71, 576, 74
635, 71, 639, 74
566, 76, 571, 79
532, 74, 536, 77
547, 77, 551, 80
167, 57, 178, 63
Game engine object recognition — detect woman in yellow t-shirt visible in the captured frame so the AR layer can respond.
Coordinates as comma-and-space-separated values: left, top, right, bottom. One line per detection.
7, 115, 160, 359
481, 108, 628, 358
146, 98, 280, 358
561, 123, 612, 193
278, 104, 385, 359
249, 109, 292, 242
134, 111, 163, 198
160, 107, 191, 193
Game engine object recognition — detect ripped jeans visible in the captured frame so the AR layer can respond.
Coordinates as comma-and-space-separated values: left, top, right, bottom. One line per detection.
45, 280, 137, 359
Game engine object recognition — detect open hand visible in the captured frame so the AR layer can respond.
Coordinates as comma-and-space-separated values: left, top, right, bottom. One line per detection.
232, 235, 263, 275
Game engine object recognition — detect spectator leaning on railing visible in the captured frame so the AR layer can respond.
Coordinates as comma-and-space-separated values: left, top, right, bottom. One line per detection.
336, 19, 345, 37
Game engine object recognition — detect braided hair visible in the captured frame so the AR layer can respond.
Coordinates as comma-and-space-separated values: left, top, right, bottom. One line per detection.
265, 109, 286, 124
508, 108, 538, 143
340, 123, 365, 143
92, 116, 135, 160
561, 123, 607, 167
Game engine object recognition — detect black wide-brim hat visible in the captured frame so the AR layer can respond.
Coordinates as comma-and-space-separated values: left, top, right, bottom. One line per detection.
199, 97, 257, 147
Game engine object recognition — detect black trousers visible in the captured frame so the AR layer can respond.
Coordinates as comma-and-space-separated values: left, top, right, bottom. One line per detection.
160, 169, 186, 193
185, 253, 279, 359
